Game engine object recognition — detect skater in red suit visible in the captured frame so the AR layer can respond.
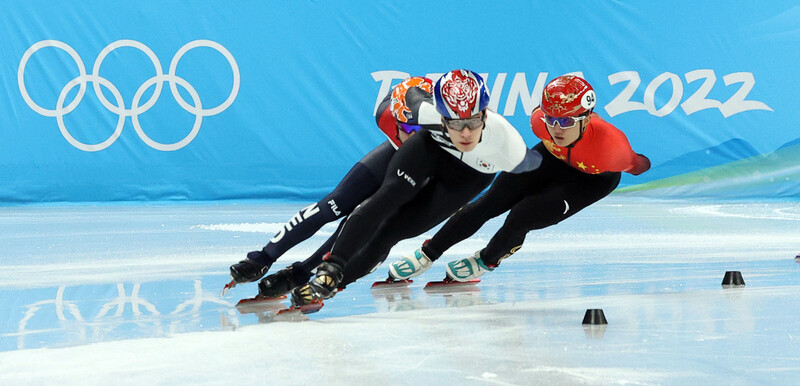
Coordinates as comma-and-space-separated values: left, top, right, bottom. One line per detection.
388, 75, 651, 282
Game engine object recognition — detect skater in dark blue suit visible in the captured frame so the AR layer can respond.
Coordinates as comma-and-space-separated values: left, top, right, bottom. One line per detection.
228, 77, 435, 297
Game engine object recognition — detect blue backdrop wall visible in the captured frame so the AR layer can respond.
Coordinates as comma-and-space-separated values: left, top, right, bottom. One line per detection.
2, 1, 798, 203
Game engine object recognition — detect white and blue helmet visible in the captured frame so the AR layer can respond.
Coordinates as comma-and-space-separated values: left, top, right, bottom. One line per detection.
433, 69, 490, 119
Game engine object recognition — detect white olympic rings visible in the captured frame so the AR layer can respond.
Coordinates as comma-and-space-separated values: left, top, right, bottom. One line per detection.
18, 39, 239, 151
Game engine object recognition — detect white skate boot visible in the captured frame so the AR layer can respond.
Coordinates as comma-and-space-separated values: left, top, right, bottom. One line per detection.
388, 248, 433, 280
445, 250, 494, 282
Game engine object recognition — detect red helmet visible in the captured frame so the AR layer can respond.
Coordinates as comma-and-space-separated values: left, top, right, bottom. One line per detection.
540, 75, 596, 117
391, 76, 433, 123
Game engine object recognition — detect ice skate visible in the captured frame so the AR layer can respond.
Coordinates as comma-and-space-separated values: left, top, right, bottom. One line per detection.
388, 248, 433, 280
445, 250, 494, 282
235, 295, 287, 315
290, 283, 318, 307
371, 276, 413, 289
424, 276, 481, 292
229, 249, 274, 284
287, 284, 326, 314
258, 263, 311, 298
307, 261, 343, 300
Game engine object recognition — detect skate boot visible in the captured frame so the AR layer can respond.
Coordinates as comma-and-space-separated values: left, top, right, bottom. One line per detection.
308, 261, 343, 300
258, 262, 312, 298
290, 283, 320, 307
445, 250, 495, 282
388, 248, 433, 280
229, 248, 274, 284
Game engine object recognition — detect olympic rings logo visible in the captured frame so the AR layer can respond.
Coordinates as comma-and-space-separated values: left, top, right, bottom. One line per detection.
18, 39, 240, 151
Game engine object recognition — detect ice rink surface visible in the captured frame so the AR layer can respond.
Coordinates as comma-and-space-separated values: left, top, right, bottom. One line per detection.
0, 196, 798, 385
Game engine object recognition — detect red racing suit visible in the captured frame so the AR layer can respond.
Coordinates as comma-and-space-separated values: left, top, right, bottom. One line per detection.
422, 107, 651, 266
530, 108, 650, 175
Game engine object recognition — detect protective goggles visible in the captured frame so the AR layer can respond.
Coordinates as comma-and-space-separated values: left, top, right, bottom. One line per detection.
397, 122, 423, 134
443, 115, 484, 131
541, 114, 587, 128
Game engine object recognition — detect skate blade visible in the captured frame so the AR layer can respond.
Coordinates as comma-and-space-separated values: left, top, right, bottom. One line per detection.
371, 278, 413, 289
221, 279, 237, 296
424, 278, 480, 292
236, 295, 287, 306
278, 301, 324, 315
235, 295, 288, 314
